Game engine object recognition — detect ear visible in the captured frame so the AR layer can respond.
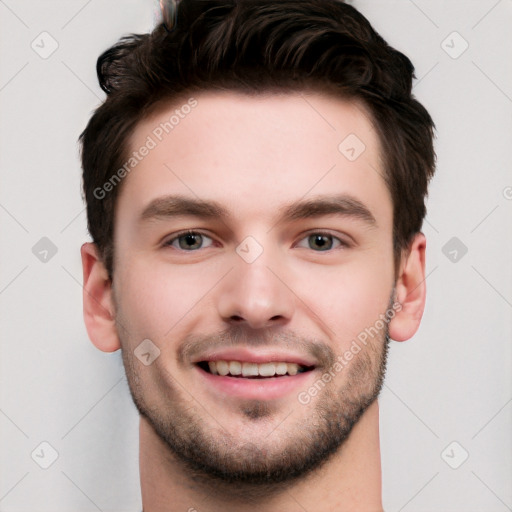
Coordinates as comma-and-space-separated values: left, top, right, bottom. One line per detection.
81, 242, 121, 352
388, 233, 427, 342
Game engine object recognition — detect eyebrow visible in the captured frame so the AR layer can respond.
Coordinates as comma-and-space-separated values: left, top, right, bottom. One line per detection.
140, 195, 230, 221
139, 194, 377, 227
278, 195, 376, 226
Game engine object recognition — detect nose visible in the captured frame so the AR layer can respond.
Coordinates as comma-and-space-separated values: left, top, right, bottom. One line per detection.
216, 247, 295, 330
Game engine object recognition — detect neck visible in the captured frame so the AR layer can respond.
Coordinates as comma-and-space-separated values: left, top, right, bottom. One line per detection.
139, 400, 383, 512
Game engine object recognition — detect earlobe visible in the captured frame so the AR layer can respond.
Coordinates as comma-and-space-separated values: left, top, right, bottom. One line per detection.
388, 233, 427, 342
81, 242, 121, 352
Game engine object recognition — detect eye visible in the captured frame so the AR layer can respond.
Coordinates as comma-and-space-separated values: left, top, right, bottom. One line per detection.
165, 230, 214, 251
295, 232, 345, 252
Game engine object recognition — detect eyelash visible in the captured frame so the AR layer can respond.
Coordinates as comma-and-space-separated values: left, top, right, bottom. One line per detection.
163, 229, 350, 252
296, 230, 349, 251
163, 230, 216, 250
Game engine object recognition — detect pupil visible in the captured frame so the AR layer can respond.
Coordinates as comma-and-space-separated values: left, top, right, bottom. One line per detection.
311, 234, 331, 251
180, 233, 201, 249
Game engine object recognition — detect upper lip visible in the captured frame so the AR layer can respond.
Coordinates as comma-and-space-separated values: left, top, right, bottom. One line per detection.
191, 348, 317, 368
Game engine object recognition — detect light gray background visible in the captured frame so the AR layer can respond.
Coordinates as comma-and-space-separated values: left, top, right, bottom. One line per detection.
1, 0, 511, 510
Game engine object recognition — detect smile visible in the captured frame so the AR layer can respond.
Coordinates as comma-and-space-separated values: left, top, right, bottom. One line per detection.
195, 359, 316, 401
198, 360, 314, 378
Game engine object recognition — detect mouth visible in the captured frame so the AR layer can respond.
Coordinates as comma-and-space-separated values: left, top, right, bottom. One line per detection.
194, 358, 317, 401
197, 360, 315, 379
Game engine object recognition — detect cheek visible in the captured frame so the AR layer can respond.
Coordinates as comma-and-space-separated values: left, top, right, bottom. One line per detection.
294, 258, 393, 345
114, 258, 223, 341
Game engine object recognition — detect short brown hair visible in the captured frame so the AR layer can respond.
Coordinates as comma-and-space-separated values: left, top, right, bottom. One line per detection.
80, 0, 436, 277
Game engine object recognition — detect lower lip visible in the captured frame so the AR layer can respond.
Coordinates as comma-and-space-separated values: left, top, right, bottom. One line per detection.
196, 365, 315, 400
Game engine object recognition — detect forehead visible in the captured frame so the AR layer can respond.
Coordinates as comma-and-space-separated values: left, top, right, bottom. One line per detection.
118, 90, 391, 227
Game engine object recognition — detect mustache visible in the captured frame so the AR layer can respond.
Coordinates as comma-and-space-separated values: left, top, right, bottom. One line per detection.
176, 325, 336, 369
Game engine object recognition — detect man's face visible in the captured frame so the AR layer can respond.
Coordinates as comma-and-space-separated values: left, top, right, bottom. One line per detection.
112, 91, 396, 486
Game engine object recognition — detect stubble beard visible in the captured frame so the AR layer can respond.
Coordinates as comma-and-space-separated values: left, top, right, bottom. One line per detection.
120, 310, 391, 500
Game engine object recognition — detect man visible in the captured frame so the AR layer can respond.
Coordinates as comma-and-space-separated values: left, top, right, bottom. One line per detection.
80, 0, 436, 510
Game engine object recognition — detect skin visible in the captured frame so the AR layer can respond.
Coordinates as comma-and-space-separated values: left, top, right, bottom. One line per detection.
81, 90, 426, 512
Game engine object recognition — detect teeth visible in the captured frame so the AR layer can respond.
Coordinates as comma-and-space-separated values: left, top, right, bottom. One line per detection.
216, 360, 229, 376
258, 363, 276, 377
287, 363, 298, 376
229, 361, 242, 375
242, 362, 259, 377
205, 361, 304, 377
275, 362, 288, 375
208, 361, 218, 375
